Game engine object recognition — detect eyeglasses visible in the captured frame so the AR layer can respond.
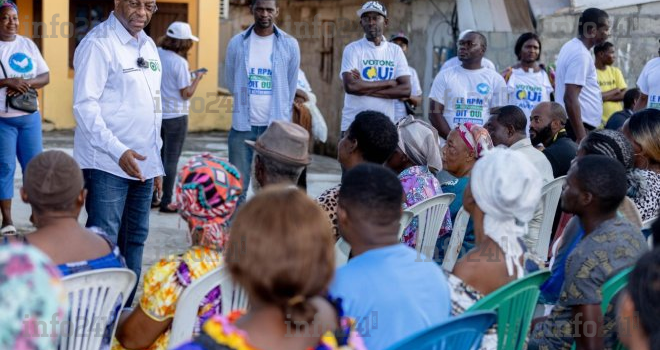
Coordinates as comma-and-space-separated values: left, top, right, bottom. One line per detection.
125, 0, 158, 13
137, 57, 149, 69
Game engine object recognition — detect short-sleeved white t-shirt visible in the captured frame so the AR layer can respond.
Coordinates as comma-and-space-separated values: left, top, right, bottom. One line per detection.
637, 57, 660, 110
0, 35, 49, 117
554, 38, 603, 127
394, 66, 421, 121
429, 65, 507, 129
158, 48, 192, 119
248, 33, 274, 126
340, 37, 410, 131
507, 68, 553, 118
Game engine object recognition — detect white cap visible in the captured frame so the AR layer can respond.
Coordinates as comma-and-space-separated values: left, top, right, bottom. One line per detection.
166, 22, 199, 42
357, 1, 387, 18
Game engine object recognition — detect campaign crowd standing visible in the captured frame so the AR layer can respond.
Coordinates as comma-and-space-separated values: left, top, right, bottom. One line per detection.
0, 1, 659, 350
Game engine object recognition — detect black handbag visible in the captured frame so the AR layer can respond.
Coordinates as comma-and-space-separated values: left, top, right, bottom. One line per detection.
0, 60, 38, 113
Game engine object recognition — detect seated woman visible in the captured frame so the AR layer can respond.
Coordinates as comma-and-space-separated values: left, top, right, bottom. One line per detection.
13, 150, 124, 275
622, 109, 660, 222
176, 187, 364, 350
0, 243, 67, 350
448, 148, 543, 350
437, 122, 493, 260
386, 115, 452, 249
113, 154, 243, 350
617, 250, 660, 350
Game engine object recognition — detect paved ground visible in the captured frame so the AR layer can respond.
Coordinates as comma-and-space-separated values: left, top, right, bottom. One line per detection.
9, 130, 341, 299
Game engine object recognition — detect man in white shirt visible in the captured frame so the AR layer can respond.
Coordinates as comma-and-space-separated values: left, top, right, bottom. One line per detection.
429, 31, 507, 140
340, 1, 411, 133
72, 0, 162, 305
440, 30, 497, 73
554, 7, 610, 143
225, 0, 300, 200
484, 105, 554, 253
390, 32, 422, 121
634, 39, 660, 111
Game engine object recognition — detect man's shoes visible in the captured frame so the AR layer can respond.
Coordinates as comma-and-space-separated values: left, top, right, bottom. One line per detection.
159, 203, 177, 213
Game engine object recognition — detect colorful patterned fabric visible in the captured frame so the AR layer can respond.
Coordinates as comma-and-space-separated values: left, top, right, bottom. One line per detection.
174, 299, 366, 350
0, 243, 67, 350
455, 122, 493, 159
399, 166, 452, 248
112, 246, 224, 350
175, 154, 243, 248
0, 1, 17, 12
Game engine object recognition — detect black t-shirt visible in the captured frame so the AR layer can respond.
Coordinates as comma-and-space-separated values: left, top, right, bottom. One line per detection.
543, 132, 578, 178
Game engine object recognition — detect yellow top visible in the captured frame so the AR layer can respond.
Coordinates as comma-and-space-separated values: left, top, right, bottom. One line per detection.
596, 65, 627, 126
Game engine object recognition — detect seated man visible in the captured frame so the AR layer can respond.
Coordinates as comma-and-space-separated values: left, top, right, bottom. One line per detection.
529, 155, 648, 350
330, 163, 451, 350
530, 102, 578, 178
485, 105, 554, 253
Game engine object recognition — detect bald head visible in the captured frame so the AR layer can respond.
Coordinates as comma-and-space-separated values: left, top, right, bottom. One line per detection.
530, 102, 568, 146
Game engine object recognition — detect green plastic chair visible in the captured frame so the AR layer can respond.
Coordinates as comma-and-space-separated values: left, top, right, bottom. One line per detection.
466, 270, 550, 350
571, 266, 633, 350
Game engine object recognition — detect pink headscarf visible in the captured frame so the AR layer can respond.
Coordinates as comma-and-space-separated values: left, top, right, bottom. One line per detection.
455, 122, 494, 158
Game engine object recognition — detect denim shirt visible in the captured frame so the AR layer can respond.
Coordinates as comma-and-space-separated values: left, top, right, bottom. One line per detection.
224, 25, 300, 131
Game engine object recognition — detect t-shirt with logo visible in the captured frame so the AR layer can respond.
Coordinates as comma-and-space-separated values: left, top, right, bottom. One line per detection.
248, 33, 274, 126
554, 38, 603, 128
507, 68, 553, 119
429, 65, 507, 130
597, 65, 627, 125
158, 48, 192, 119
636, 57, 660, 110
0, 35, 49, 117
340, 37, 410, 131
394, 66, 422, 121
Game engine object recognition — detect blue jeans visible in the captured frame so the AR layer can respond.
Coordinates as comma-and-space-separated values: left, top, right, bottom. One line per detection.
228, 126, 267, 202
83, 169, 153, 306
0, 111, 43, 200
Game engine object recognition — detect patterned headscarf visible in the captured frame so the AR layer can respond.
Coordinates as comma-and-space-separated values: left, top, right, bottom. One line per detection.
0, 1, 17, 12
455, 122, 494, 159
471, 148, 542, 278
397, 116, 443, 172
0, 244, 67, 350
175, 154, 243, 249
581, 130, 634, 169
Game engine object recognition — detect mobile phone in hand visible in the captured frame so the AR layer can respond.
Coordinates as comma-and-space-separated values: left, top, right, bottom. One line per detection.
192, 68, 208, 78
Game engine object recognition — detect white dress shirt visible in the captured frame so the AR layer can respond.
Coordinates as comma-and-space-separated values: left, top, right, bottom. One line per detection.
73, 13, 164, 180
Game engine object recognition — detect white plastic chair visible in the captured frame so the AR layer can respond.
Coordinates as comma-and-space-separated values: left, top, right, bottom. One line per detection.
335, 237, 351, 268
442, 206, 470, 272
59, 268, 137, 350
642, 216, 657, 230
400, 193, 455, 260
168, 266, 249, 349
534, 176, 566, 261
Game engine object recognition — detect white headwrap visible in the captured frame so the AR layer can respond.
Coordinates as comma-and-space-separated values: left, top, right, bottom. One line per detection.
470, 148, 543, 278
397, 116, 443, 172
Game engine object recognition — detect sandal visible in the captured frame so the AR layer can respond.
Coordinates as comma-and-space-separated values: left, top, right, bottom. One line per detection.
0, 225, 17, 236
159, 203, 178, 213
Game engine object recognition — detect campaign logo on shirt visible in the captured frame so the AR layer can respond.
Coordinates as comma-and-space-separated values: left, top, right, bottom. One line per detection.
249, 67, 273, 95
454, 97, 485, 124
148, 59, 161, 72
361, 59, 395, 81
8, 53, 33, 73
514, 84, 543, 110
476, 83, 490, 95
649, 95, 660, 110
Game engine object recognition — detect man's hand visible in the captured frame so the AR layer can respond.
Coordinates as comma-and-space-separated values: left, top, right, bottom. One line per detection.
154, 176, 163, 201
119, 150, 146, 181
573, 123, 587, 144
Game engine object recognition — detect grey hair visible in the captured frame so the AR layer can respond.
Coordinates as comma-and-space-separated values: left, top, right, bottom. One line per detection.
256, 154, 305, 184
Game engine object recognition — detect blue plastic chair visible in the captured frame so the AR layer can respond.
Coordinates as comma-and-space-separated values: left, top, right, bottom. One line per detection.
384, 311, 497, 350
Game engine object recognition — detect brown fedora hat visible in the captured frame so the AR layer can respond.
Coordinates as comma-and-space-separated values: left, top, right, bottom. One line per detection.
245, 121, 311, 166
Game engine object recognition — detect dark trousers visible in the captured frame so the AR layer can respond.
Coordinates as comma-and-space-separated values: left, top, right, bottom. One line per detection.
565, 121, 596, 141
160, 115, 188, 209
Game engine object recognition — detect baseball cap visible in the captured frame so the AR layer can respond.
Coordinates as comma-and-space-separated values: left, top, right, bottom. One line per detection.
166, 22, 199, 42
390, 31, 409, 45
357, 1, 387, 18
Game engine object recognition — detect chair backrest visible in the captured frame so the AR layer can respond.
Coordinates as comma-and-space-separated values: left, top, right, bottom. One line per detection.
168, 266, 249, 349
385, 311, 497, 350
397, 211, 415, 240
400, 193, 455, 259
442, 206, 470, 273
335, 237, 351, 268
467, 270, 551, 350
59, 268, 137, 350
642, 216, 657, 231
536, 176, 567, 260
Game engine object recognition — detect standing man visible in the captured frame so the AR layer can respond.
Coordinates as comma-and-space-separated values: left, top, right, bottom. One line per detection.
595, 42, 627, 127
340, 1, 411, 134
429, 31, 507, 140
225, 0, 300, 196
634, 39, 660, 111
73, 0, 163, 304
440, 30, 497, 73
390, 32, 422, 121
530, 102, 578, 178
555, 7, 610, 143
